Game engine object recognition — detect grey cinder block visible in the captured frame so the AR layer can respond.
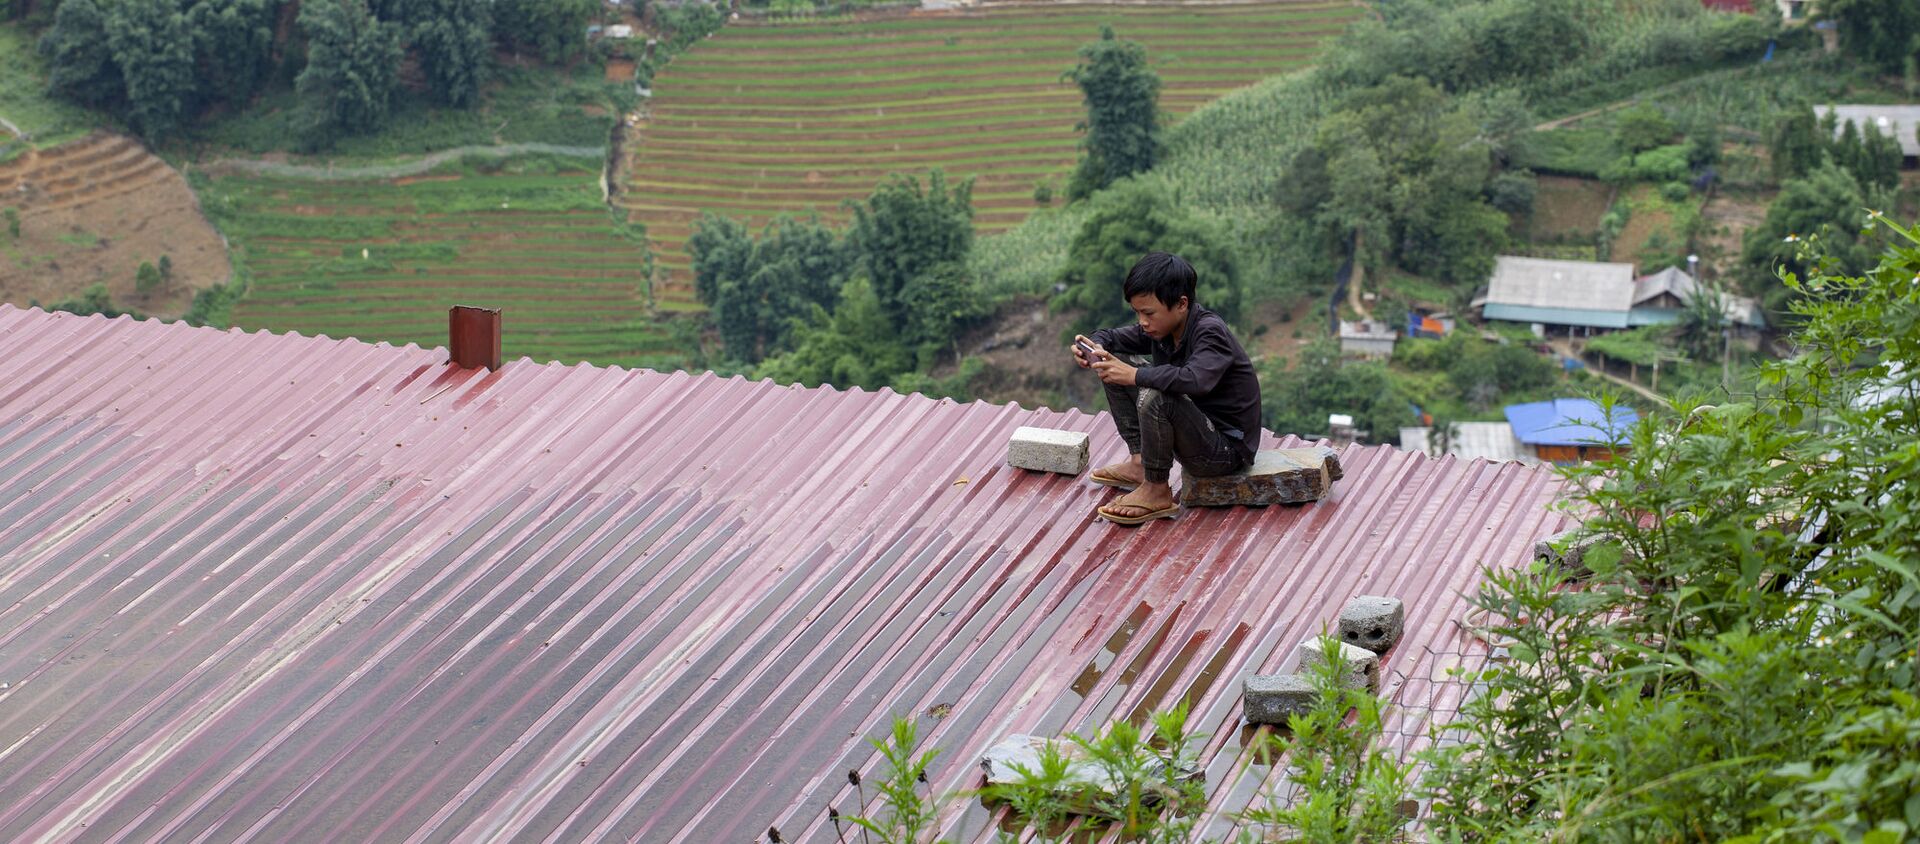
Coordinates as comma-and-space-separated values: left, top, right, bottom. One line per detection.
1243, 673, 1318, 725
1180, 446, 1343, 507
980, 734, 1197, 809
1338, 595, 1405, 654
1533, 528, 1632, 575
1295, 637, 1380, 693
1006, 426, 1090, 475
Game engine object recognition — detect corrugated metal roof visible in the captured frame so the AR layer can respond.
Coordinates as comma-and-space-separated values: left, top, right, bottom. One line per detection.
1631, 267, 1766, 328
0, 305, 1570, 842
1505, 398, 1638, 447
1482, 302, 1631, 329
1485, 256, 1635, 322
1398, 423, 1538, 465
1817, 104, 1920, 158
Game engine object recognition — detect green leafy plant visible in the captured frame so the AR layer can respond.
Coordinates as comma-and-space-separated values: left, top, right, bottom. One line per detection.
977, 701, 1206, 842
1423, 215, 1920, 841
842, 718, 945, 844
1239, 633, 1415, 843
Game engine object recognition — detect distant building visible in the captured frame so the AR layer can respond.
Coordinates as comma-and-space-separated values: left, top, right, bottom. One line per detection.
1815, 105, 1920, 162
1406, 310, 1453, 339
1399, 422, 1538, 465
1629, 266, 1767, 335
1338, 318, 1397, 358
1476, 256, 1637, 334
1504, 398, 1638, 464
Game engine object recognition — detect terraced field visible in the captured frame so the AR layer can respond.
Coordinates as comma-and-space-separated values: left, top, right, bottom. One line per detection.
0, 132, 230, 316
205, 159, 682, 369
623, 0, 1364, 303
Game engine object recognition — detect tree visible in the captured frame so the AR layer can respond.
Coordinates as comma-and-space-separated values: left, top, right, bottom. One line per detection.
1053, 176, 1242, 331
102, 0, 198, 140
1767, 105, 1827, 182
389, 0, 491, 107
1258, 340, 1409, 443
688, 211, 751, 310
1396, 330, 1556, 412
1064, 25, 1161, 200
895, 260, 986, 360
690, 213, 849, 363
1406, 195, 1509, 287
1857, 119, 1904, 192
1614, 102, 1675, 155
1485, 169, 1537, 215
1741, 161, 1889, 315
1819, 0, 1920, 75
40, 0, 122, 107
1283, 76, 1504, 286
296, 0, 404, 141
845, 169, 974, 328
135, 260, 162, 294
188, 0, 277, 104
493, 0, 594, 63
1673, 282, 1728, 361
756, 277, 914, 391
1833, 116, 1863, 176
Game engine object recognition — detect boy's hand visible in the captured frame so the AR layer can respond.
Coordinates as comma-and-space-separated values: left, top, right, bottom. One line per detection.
1092, 355, 1137, 386
1071, 335, 1103, 369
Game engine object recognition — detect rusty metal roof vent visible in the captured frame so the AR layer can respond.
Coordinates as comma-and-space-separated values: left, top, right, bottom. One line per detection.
449, 305, 501, 370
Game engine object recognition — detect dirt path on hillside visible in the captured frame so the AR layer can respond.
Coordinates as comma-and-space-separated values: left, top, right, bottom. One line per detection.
197, 143, 604, 181
1550, 339, 1666, 403
1531, 64, 1769, 132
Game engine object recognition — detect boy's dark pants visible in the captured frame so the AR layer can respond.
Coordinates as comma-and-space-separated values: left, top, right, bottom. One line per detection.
1103, 382, 1248, 485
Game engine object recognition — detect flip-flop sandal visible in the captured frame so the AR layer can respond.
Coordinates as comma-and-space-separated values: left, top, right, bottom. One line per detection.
1097, 502, 1180, 526
1088, 468, 1139, 490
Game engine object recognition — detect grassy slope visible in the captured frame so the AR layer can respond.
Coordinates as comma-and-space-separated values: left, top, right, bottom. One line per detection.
203, 156, 681, 369
0, 24, 101, 150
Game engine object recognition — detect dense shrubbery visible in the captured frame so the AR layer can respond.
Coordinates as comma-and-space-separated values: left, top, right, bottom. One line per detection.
1259, 339, 1411, 440
1426, 220, 1920, 841
1062, 25, 1161, 201
691, 169, 989, 394
34, 0, 619, 146
1051, 176, 1242, 331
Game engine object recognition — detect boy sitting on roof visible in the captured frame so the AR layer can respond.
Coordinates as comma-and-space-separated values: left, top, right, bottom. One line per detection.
1072, 252, 1262, 525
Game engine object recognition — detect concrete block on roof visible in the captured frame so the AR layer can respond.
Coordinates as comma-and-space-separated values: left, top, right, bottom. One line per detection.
1243, 673, 1318, 725
1179, 446, 1342, 507
1533, 528, 1631, 575
1006, 426, 1090, 475
980, 734, 1197, 809
1338, 595, 1405, 655
1295, 637, 1381, 693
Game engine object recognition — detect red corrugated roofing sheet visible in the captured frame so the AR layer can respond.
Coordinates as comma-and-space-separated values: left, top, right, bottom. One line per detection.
0, 305, 1569, 841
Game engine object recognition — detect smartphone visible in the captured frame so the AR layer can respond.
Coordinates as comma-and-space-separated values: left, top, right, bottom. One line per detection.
1075, 339, 1099, 361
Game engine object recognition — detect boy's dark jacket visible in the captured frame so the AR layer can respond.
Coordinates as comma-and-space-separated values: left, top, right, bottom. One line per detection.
1091, 306, 1262, 461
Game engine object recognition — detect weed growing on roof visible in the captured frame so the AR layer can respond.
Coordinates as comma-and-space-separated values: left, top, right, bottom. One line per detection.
840, 663, 1419, 843
840, 718, 941, 843
1237, 635, 1416, 842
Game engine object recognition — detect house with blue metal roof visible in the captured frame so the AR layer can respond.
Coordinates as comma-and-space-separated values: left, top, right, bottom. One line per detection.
1504, 398, 1639, 463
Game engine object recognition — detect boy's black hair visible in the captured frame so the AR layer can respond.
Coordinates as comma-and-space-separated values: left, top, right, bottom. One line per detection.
1122, 252, 1197, 310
